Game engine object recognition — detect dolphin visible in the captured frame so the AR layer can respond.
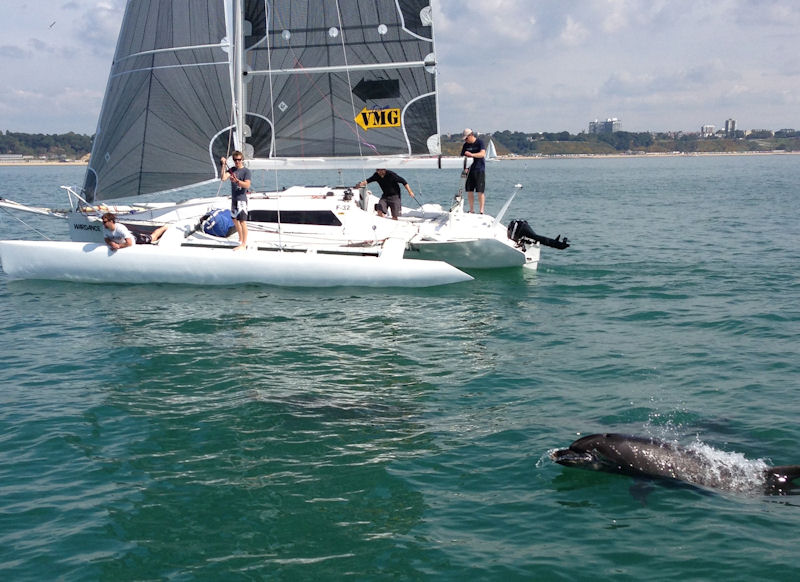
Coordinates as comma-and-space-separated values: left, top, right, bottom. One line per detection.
550, 433, 800, 495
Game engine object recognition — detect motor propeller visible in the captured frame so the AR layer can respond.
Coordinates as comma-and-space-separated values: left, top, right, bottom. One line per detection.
507, 219, 570, 250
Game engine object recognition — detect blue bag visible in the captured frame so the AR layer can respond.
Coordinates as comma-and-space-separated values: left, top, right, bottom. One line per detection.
202, 209, 235, 237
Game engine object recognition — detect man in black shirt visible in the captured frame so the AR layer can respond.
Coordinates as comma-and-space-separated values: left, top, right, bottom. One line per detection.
356, 168, 415, 220
460, 128, 486, 214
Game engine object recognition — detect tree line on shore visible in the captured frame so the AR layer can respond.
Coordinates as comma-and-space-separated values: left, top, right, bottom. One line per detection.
0, 131, 92, 160
442, 129, 800, 156
2, 128, 798, 160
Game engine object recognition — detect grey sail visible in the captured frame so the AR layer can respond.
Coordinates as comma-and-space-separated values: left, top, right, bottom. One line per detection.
84, 0, 440, 202
245, 0, 438, 160
84, 0, 234, 202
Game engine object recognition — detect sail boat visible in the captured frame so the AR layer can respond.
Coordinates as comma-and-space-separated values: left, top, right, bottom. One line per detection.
0, 0, 567, 287
486, 139, 498, 161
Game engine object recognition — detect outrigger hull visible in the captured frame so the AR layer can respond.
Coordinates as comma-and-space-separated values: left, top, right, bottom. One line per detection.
0, 241, 472, 288
408, 237, 538, 269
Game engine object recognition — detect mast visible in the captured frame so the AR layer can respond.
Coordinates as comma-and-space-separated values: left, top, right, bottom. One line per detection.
233, 0, 247, 152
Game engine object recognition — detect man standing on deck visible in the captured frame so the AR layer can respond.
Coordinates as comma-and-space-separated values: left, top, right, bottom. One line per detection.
460, 128, 486, 214
220, 151, 252, 251
355, 168, 415, 220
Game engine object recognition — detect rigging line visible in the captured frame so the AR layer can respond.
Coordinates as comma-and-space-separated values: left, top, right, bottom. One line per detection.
265, 0, 280, 193
223, 10, 235, 152
279, 57, 367, 146
263, 0, 284, 246
136, 49, 158, 198
214, 43, 237, 200
0, 206, 55, 241
208, 101, 235, 202
334, 0, 369, 180
261, 16, 375, 158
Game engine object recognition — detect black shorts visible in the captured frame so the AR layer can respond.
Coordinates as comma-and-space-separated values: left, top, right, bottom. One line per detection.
376, 195, 402, 218
232, 198, 249, 221
465, 171, 485, 193
133, 232, 152, 245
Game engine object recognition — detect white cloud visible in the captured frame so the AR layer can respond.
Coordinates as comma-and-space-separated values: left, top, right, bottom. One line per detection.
0, 45, 28, 59
440, 81, 469, 98
600, 1, 630, 34
74, 1, 125, 55
559, 16, 589, 47
1, 1, 798, 134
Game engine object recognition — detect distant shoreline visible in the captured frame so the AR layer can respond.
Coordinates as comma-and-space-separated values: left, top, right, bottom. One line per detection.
496, 150, 800, 160
1, 150, 797, 168
0, 161, 88, 167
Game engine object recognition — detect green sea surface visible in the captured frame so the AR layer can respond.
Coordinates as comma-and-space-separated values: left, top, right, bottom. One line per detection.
1, 156, 799, 580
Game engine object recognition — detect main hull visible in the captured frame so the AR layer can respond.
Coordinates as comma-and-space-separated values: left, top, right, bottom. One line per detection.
0, 240, 472, 288
65, 186, 542, 270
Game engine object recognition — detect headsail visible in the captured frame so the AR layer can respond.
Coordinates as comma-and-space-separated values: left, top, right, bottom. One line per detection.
85, 0, 441, 202
84, 0, 235, 202
245, 0, 439, 162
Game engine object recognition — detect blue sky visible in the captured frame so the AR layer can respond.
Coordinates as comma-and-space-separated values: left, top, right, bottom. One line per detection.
2, 1, 798, 135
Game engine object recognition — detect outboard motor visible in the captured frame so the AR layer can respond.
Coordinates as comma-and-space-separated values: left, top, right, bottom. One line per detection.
507, 219, 570, 250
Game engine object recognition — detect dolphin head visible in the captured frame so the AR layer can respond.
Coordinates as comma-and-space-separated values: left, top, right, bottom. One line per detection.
550, 433, 637, 472
550, 433, 684, 478
550, 446, 599, 467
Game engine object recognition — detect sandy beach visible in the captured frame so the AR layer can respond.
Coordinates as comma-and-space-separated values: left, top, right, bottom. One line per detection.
0, 160, 88, 167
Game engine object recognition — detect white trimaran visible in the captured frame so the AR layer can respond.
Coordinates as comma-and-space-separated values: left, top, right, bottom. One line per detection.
0, 0, 568, 288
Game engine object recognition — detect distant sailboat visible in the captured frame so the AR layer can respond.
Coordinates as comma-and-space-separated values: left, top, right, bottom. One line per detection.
486, 139, 499, 161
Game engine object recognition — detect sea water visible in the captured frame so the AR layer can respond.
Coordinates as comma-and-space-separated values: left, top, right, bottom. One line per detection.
1, 156, 799, 580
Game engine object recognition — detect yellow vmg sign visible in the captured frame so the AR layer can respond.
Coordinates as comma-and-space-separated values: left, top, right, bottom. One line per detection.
355, 107, 401, 130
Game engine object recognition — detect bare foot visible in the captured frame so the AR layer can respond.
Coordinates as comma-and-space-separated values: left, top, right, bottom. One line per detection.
233, 244, 246, 251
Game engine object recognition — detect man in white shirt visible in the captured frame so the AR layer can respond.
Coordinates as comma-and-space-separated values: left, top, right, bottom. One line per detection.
101, 212, 135, 250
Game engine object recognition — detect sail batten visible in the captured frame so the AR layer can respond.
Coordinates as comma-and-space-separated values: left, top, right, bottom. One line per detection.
115, 42, 230, 64
109, 60, 230, 81
247, 59, 432, 76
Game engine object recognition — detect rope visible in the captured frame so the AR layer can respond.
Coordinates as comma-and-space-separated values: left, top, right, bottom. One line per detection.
0, 205, 55, 240
264, 2, 284, 246
335, 0, 370, 184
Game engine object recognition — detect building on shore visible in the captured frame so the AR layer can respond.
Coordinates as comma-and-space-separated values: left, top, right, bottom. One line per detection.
725, 118, 737, 137
0, 154, 30, 164
589, 118, 620, 134
701, 125, 715, 137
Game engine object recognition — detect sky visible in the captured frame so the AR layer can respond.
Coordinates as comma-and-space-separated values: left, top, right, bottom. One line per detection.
1, 0, 798, 136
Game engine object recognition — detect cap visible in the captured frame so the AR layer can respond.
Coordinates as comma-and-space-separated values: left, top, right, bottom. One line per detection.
462, 128, 473, 139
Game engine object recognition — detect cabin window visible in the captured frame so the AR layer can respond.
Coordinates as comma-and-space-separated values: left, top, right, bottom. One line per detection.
249, 210, 342, 227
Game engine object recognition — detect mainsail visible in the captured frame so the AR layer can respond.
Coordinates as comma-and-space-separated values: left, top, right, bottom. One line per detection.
84, 0, 234, 202
84, 0, 440, 202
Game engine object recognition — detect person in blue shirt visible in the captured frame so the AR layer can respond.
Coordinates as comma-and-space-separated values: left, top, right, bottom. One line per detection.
460, 128, 486, 214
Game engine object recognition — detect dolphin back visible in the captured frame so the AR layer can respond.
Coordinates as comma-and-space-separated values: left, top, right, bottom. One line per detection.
553, 433, 800, 496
